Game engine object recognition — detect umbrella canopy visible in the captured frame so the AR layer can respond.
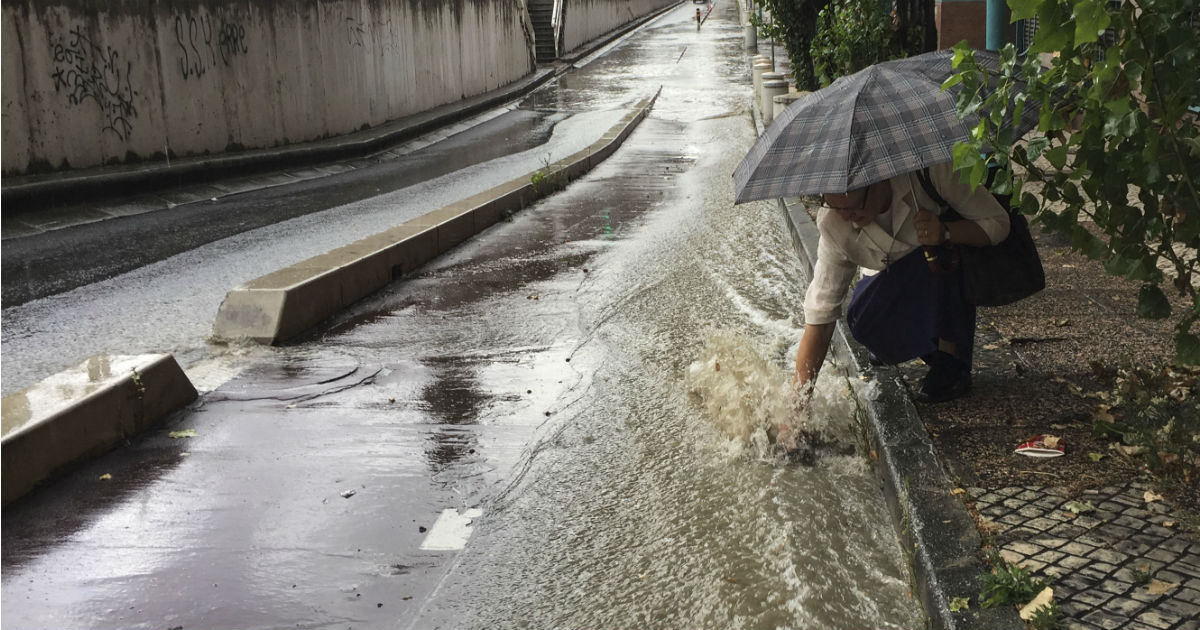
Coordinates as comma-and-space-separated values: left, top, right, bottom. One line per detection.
732, 49, 1041, 203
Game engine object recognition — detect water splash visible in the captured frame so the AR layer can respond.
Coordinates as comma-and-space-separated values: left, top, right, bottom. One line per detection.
685, 330, 853, 462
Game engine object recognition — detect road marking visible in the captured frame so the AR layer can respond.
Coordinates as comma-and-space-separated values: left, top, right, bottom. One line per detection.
419, 508, 483, 551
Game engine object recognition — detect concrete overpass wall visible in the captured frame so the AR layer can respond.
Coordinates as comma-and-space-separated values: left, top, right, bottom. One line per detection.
1, 0, 535, 176
560, 0, 676, 55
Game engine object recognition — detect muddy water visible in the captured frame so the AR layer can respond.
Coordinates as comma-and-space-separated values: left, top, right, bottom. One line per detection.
319, 6, 925, 628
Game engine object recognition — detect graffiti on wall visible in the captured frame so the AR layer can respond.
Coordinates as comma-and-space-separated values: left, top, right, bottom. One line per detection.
49, 27, 139, 140
175, 13, 248, 80
346, 17, 366, 47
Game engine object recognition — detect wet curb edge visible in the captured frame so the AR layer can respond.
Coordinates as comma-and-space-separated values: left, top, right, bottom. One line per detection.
1, 354, 198, 506
779, 199, 1024, 630
211, 88, 661, 345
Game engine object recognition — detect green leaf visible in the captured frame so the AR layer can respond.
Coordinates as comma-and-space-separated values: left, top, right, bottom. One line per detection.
950, 596, 971, 612
1137, 284, 1172, 319
1030, 1, 1072, 52
1071, 227, 1109, 259
1045, 146, 1070, 169
1020, 191, 1040, 216
942, 73, 964, 91
1176, 332, 1200, 366
1073, 0, 1111, 45
1008, 0, 1043, 22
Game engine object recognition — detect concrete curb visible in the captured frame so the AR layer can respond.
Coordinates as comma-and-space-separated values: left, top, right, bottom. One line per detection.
212, 88, 662, 345
1, 353, 198, 506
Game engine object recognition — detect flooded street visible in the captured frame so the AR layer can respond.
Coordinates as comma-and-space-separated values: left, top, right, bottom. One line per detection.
319, 6, 923, 627
2, 4, 924, 629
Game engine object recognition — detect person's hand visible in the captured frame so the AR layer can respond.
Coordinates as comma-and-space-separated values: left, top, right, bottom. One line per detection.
913, 209, 945, 246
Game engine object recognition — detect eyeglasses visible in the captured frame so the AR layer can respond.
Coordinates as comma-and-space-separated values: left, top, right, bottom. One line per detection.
823, 185, 871, 212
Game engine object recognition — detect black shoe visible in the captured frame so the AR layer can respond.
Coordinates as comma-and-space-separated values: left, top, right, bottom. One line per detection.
914, 352, 972, 403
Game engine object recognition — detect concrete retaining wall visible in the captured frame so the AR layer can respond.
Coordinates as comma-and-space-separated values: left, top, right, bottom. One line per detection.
1, 0, 535, 175
560, 0, 677, 55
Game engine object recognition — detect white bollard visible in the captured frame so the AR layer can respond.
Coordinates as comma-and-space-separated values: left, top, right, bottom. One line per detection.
761, 79, 789, 124
759, 72, 785, 118
752, 61, 773, 96
773, 91, 809, 123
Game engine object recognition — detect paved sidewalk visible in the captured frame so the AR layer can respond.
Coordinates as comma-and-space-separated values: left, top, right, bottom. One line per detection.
974, 483, 1200, 630
782, 191, 1200, 630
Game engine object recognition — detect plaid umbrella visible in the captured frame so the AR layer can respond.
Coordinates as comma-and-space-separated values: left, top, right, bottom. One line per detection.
732, 49, 1042, 203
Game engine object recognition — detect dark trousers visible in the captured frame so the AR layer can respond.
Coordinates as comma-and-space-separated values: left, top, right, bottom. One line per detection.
845, 247, 976, 368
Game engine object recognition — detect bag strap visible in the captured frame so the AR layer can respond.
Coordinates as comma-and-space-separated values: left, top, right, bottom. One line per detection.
915, 167, 961, 219
915, 167, 960, 275
915, 167, 946, 210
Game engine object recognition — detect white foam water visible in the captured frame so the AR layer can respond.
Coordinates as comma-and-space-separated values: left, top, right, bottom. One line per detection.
685, 330, 850, 459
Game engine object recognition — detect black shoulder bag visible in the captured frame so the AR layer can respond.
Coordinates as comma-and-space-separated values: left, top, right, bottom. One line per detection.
915, 167, 1046, 307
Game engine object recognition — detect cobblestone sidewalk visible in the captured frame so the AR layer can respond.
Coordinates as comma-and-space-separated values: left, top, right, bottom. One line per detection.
970, 482, 1200, 630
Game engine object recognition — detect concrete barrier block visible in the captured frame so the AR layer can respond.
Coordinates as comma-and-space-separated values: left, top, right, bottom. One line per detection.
380, 224, 440, 274
211, 88, 660, 346
211, 283, 293, 343
1, 354, 197, 506
422, 206, 477, 253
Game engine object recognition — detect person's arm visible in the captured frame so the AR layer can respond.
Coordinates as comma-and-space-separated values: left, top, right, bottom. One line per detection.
913, 209, 993, 247
793, 321, 835, 388
924, 162, 1011, 246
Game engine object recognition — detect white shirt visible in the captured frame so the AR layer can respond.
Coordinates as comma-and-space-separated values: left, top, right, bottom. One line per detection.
802, 161, 1011, 325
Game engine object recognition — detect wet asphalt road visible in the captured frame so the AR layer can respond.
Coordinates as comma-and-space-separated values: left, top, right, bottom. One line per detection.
0, 108, 565, 308
1, 4, 924, 629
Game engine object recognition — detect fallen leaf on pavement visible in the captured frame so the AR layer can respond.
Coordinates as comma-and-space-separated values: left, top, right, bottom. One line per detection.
1147, 579, 1178, 595
1019, 587, 1054, 621
1144, 490, 1164, 503
168, 429, 197, 439
949, 596, 970, 612
951, 488, 966, 495
1088, 452, 1105, 462
1064, 500, 1095, 514
99, 473, 112, 481
1113, 443, 1148, 456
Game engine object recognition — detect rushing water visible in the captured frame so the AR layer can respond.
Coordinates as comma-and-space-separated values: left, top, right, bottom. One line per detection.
362, 11, 927, 616
0, 4, 927, 629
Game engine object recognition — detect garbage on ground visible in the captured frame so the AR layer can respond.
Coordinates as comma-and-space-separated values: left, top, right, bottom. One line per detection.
1014, 434, 1065, 458
1018, 587, 1054, 620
